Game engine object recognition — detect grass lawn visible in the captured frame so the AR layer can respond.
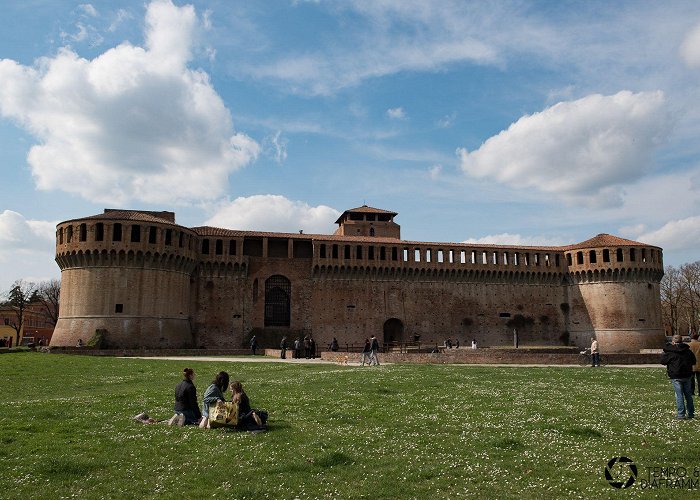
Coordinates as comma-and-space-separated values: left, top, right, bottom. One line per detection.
1, 353, 699, 499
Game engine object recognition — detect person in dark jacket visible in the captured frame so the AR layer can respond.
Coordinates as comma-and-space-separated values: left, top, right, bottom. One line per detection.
280, 336, 287, 359
250, 335, 258, 355
170, 367, 202, 426
360, 338, 371, 366
661, 335, 697, 420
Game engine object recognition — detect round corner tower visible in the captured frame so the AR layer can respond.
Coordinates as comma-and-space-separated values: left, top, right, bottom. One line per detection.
564, 234, 665, 353
51, 210, 198, 348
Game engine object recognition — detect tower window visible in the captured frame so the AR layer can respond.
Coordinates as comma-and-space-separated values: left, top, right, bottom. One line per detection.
95, 223, 104, 242
130, 225, 140, 243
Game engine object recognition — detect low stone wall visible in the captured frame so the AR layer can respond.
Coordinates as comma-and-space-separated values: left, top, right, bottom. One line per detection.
44, 347, 254, 357
320, 350, 662, 365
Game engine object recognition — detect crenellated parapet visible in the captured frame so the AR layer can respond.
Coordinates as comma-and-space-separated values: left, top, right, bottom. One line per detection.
311, 238, 567, 276
55, 209, 199, 270
563, 233, 663, 282
312, 263, 566, 285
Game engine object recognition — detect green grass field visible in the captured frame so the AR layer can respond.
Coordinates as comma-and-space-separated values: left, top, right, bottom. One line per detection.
1, 353, 699, 499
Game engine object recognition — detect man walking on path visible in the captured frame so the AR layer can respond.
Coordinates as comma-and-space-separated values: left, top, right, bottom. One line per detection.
250, 335, 258, 356
661, 334, 697, 420
590, 337, 600, 367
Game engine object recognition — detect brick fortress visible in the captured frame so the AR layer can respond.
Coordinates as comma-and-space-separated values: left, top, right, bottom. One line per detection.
51, 206, 665, 353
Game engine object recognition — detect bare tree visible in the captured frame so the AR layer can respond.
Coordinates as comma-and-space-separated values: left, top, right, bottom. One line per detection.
6, 279, 37, 347
661, 265, 684, 336
680, 262, 700, 335
37, 279, 60, 326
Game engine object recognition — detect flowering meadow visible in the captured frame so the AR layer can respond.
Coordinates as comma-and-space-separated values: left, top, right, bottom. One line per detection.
1, 353, 699, 499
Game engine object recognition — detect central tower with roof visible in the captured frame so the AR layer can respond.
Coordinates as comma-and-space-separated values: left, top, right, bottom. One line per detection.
334, 205, 400, 239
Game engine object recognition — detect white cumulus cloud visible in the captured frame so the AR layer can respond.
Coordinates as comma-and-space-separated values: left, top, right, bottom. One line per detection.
636, 216, 700, 251
458, 91, 670, 207
0, 0, 259, 205
0, 211, 59, 293
205, 195, 341, 234
680, 21, 700, 68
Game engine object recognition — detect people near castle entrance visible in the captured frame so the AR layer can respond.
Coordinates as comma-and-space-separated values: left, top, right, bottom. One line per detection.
303, 335, 311, 359
361, 338, 371, 366
294, 337, 302, 359
250, 335, 258, 355
169, 367, 202, 426
471, 339, 477, 350
280, 336, 287, 359
310, 337, 316, 358
330, 337, 339, 352
444, 338, 452, 349
689, 332, 700, 396
76, 338, 83, 348
200, 371, 230, 428
455, 339, 460, 349
661, 335, 696, 420
513, 329, 519, 349
370, 335, 380, 366
230, 380, 267, 430
590, 337, 600, 367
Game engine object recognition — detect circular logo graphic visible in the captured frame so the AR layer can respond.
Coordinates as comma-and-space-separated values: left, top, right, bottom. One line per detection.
605, 456, 637, 489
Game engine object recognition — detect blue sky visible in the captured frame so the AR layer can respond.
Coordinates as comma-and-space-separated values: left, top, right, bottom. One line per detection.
2, 0, 700, 293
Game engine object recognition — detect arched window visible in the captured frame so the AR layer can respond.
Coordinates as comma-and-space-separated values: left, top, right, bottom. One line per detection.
589, 250, 597, 264
265, 275, 291, 327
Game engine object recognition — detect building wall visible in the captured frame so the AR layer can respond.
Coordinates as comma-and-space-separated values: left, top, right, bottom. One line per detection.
51, 211, 666, 353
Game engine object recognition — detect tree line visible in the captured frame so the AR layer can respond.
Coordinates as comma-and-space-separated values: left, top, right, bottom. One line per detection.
2, 279, 60, 347
661, 262, 700, 336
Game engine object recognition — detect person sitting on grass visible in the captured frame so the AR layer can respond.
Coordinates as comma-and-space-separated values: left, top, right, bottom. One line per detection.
168, 367, 202, 426
230, 380, 267, 430
200, 371, 230, 428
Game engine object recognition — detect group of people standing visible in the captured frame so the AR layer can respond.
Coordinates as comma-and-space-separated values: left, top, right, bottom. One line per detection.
170, 368, 266, 430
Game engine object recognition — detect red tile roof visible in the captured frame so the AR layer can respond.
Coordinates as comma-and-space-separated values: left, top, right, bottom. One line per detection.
563, 233, 650, 250
334, 205, 398, 224
63, 210, 177, 225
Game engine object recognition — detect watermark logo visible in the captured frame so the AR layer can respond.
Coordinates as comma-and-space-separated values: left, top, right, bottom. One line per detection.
605, 456, 637, 489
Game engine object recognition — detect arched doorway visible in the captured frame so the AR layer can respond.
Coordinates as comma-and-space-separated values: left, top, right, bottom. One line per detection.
383, 318, 404, 344
264, 275, 291, 327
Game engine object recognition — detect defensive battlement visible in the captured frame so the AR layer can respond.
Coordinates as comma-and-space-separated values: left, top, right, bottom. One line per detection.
55, 210, 664, 281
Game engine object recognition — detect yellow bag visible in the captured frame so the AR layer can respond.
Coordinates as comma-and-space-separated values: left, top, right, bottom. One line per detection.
208, 401, 238, 428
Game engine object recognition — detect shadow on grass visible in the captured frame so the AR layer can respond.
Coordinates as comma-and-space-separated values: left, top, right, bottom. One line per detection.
43, 457, 103, 480
564, 426, 603, 439
493, 438, 524, 450
270, 451, 355, 475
